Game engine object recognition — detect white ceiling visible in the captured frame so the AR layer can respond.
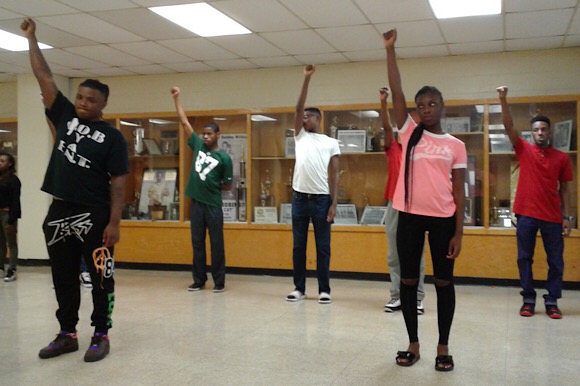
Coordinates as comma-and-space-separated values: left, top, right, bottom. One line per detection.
0, 0, 579, 83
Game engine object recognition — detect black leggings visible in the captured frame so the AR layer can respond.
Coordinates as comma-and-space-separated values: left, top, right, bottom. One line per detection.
397, 212, 456, 345
43, 200, 115, 334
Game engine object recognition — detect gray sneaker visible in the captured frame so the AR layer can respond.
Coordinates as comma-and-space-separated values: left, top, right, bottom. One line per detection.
39, 331, 79, 359
84, 333, 110, 362
4, 268, 16, 282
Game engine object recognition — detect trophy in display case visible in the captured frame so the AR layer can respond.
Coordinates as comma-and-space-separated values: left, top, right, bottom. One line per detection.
329, 116, 338, 138
337, 169, 350, 204
259, 169, 274, 207
134, 127, 145, 155
237, 152, 247, 222
286, 168, 293, 201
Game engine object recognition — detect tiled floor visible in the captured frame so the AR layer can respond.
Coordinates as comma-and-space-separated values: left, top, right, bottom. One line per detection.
1, 266, 579, 385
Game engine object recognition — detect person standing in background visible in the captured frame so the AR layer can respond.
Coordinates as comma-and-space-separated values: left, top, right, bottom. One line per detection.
0, 152, 21, 282
171, 86, 233, 293
497, 86, 573, 320
379, 88, 426, 315
286, 65, 340, 304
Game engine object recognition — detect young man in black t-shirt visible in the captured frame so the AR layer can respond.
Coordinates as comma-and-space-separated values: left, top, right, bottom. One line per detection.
21, 18, 129, 363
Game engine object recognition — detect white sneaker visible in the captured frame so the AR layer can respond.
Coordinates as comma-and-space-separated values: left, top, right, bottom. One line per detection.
80, 272, 93, 288
417, 300, 425, 315
318, 292, 332, 304
286, 290, 305, 302
384, 298, 401, 312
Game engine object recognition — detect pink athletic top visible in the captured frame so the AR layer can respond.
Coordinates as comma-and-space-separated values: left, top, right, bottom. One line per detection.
393, 116, 467, 217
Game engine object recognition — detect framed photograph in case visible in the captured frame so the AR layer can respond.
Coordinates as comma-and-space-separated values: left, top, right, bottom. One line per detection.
254, 207, 278, 224
337, 130, 366, 153
334, 204, 358, 225
280, 203, 292, 224
464, 198, 474, 226
138, 169, 178, 219
360, 206, 388, 225
553, 120, 572, 151
489, 133, 513, 153
143, 138, 162, 155
285, 137, 295, 158
444, 117, 470, 133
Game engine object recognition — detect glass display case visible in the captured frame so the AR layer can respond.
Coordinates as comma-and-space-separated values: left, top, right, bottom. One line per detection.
0, 119, 18, 160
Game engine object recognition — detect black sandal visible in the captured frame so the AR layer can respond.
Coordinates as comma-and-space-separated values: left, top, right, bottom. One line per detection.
435, 355, 454, 371
396, 351, 420, 367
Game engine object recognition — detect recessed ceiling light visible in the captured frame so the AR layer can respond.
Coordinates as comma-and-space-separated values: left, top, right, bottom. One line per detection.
429, 0, 501, 19
0, 29, 52, 51
149, 3, 251, 37
251, 115, 277, 122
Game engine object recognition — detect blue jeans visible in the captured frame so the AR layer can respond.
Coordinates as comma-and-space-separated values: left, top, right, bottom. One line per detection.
190, 199, 226, 287
291, 191, 332, 294
516, 215, 564, 305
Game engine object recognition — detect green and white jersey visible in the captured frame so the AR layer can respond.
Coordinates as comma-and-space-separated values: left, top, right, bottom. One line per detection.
185, 134, 233, 208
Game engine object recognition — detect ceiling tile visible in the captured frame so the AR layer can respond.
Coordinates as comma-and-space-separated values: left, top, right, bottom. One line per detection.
91, 8, 194, 41
65, 46, 151, 67
0, 51, 29, 66
209, 35, 287, 57
0, 7, 24, 20
83, 67, 137, 77
439, 15, 503, 43
0, 73, 16, 82
342, 49, 385, 62
0, 19, 97, 49
281, 0, 369, 28
55, 69, 99, 78
449, 40, 505, 55
203, 58, 258, 71
355, 0, 434, 23
38, 14, 146, 43
158, 38, 240, 61
109, 42, 191, 63
42, 48, 108, 69
58, 0, 139, 12
506, 36, 565, 51
120, 64, 175, 75
316, 25, 383, 52
163, 61, 217, 73
506, 9, 572, 39
570, 10, 580, 35
261, 30, 336, 55
375, 20, 444, 47
212, 0, 308, 32
395, 45, 449, 58
505, 0, 577, 12
293, 52, 350, 65
248, 56, 303, 68
0, 0, 77, 17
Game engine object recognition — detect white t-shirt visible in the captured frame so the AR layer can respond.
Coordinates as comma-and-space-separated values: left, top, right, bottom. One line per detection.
292, 129, 341, 194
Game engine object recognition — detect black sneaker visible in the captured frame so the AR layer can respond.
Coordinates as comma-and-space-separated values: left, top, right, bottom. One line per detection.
84, 333, 110, 362
213, 285, 225, 293
38, 331, 79, 359
188, 283, 205, 291
520, 303, 535, 317
4, 268, 16, 282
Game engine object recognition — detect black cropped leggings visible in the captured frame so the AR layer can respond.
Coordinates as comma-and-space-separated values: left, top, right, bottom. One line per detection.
397, 211, 456, 345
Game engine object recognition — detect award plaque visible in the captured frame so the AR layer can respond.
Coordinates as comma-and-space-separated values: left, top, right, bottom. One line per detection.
254, 207, 278, 224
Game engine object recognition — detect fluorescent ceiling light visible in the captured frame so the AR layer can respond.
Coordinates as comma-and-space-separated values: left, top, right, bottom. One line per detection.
213, 117, 227, 121
251, 115, 277, 122
149, 118, 176, 125
429, 0, 501, 19
120, 120, 140, 127
149, 3, 251, 37
0, 29, 52, 51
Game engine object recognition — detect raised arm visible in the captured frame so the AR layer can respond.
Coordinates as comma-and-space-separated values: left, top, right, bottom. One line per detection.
171, 87, 194, 138
496, 86, 519, 146
20, 18, 58, 109
383, 29, 408, 129
294, 65, 315, 135
379, 87, 395, 149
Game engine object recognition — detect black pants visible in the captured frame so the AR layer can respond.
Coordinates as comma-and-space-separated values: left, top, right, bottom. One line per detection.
43, 200, 115, 334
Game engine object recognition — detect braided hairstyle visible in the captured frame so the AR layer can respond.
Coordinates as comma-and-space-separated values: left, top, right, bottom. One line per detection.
403, 86, 444, 210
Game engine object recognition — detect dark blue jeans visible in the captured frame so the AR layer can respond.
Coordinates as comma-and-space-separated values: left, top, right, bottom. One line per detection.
516, 215, 564, 305
190, 199, 226, 287
291, 191, 332, 294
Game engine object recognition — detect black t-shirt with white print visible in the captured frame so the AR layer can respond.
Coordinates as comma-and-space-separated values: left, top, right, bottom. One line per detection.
43, 91, 129, 208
